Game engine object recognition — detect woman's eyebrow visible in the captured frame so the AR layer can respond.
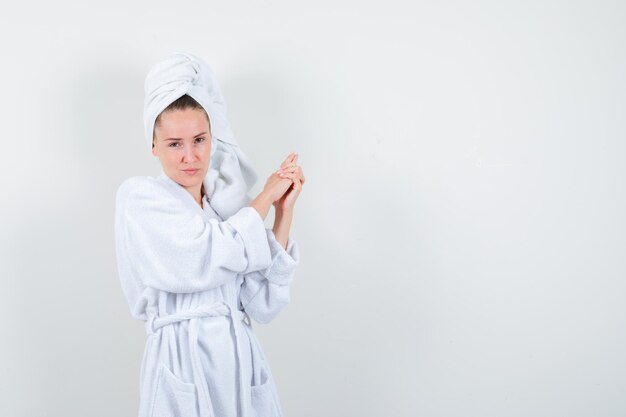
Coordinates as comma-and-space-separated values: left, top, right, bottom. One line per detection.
164, 132, 208, 141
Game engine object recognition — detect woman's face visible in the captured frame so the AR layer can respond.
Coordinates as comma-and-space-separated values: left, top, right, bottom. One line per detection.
152, 108, 212, 192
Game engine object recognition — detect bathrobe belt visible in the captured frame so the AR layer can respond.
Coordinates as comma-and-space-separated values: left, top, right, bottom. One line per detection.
145, 301, 252, 417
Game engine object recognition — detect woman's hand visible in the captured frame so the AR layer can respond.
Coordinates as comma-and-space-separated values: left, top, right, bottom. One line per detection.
273, 152, 304, 212
260, 166, 294, 204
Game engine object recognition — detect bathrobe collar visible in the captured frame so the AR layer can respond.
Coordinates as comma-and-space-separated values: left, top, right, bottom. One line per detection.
157, 169, 223, 221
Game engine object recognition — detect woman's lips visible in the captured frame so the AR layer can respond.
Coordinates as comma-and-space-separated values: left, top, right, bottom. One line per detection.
183, 169, 199, 175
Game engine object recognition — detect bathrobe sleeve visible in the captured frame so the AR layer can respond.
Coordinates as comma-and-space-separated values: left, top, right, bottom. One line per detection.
117, 177, 273, 293
239, 228, 300, 324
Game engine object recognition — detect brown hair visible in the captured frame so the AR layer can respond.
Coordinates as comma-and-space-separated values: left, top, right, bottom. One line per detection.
153, 94, 211, 199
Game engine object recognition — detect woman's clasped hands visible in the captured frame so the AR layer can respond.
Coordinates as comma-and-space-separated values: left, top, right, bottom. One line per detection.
251, 152, 304, 248
261, 152, 305, 213
251, 152, 304, 221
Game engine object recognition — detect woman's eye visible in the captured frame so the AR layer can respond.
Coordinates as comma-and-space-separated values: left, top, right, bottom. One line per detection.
195, 137, 205, 143
168, 142, 180, 148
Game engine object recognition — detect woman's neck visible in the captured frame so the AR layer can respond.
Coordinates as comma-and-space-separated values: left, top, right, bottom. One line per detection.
183, 184, 203, 208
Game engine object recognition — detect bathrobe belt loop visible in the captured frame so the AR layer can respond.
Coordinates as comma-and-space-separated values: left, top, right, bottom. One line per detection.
145, 302, 252, 417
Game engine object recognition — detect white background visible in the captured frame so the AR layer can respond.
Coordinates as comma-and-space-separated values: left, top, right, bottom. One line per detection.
1, 1, 625, 416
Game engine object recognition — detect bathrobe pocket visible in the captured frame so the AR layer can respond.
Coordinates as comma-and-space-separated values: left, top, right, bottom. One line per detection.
250, 362, 278, 417
150, 362, 199, 417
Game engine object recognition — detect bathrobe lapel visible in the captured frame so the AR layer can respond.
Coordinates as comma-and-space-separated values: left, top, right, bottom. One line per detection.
157, 170, 223, 222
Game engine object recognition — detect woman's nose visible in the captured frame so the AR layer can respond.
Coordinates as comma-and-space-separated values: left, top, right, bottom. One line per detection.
183, 147, 195, 162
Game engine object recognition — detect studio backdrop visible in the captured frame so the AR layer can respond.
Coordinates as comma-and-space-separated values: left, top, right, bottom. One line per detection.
1, 1, 625, 416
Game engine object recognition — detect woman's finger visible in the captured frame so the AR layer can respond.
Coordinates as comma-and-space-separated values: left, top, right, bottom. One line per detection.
279, 166, 304, 187
281, 152, 297, 167
289, 166, 304, 184
295, 166, 305, 184
293, 178, 302, 194
278, 171, 297, 182
276, 164, 297, 174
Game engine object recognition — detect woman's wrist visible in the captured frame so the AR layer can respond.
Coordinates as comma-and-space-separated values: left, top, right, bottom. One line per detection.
272, 209, 293, 249
274, 206, 294, 217
250, 192, 272, 220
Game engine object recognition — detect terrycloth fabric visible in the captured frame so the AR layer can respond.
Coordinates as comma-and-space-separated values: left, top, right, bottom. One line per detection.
143, 52, 258, 220
115, 170, 300, 417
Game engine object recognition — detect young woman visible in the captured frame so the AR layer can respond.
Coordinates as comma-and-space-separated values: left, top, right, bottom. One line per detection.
115, 52, 304, 417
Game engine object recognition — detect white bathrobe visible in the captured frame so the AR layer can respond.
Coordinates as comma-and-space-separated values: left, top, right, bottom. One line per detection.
115, 169, 300, 417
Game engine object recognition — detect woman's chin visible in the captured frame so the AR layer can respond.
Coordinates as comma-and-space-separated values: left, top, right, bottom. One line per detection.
175, 174, 204, 188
